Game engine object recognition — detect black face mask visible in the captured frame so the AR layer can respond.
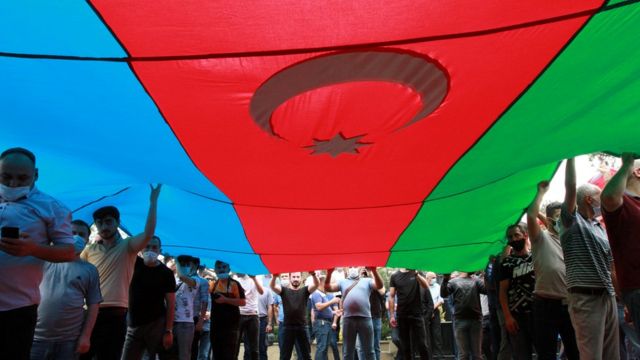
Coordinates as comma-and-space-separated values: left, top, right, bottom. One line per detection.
510, 239, 525, 252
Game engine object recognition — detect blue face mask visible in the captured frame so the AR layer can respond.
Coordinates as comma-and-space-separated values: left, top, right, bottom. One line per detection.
178, 265, 192, 276
217, 272, 230, 279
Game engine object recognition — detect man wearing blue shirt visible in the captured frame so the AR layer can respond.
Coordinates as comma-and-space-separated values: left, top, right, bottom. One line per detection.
312, 275, 340, 360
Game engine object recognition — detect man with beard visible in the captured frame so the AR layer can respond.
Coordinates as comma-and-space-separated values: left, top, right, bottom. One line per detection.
274, 274, 304, 359
270, 271, 319, 360
326, 266, 383, 360
80, 184, 162, 360
210, 260, 246, 360
121, 236, 176, 359
389, 269, 430, 360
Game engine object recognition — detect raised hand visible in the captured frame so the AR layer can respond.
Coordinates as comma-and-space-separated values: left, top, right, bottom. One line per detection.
537, 180, 550, 194
150, 183, 162, 202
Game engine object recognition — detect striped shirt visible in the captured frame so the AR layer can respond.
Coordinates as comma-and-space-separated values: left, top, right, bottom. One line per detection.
560, 204, 614, 295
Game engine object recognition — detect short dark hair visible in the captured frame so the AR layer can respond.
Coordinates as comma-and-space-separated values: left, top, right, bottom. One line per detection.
151, 235, 162, 248
71, 219, 91, 234
545, 201, 562, 218
215, 260, 230, 269
93, 206, 120, 221
505, 222, 527, 239
192, 257, 201, 267
0, 147, 36, 166
177, 255, 193, 266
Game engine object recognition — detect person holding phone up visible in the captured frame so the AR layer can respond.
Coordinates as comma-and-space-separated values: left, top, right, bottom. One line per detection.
0, 147, 75, 360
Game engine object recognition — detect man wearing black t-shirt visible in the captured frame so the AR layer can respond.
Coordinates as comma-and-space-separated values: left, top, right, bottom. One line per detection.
419, 274, 435, 359
389, 269, 431, 360
122, 236, 176, 360
270, 271, 319, 360
210, 260, 246, 360
362, 269, 387, 360
499, 224, 535, 360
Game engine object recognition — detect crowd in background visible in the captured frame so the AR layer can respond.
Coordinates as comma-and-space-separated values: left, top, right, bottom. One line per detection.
1, 147, 640, 360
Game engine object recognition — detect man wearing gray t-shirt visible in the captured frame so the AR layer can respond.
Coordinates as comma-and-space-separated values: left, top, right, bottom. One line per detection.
325, 266, 383, 360
526, 181, 578, 360
31, 230, 103, 359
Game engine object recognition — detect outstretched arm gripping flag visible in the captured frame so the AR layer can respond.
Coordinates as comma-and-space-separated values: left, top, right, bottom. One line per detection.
2, 0, 639, 274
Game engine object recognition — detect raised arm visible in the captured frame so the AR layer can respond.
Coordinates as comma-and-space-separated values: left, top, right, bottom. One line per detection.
369, 267, 384, 290
129, 184, 162, 253
325, 268, 340, 292
415, 271, 429, 289
252, 275, 264, 295
440, 274, 450, 297
564, 158, 577, 215
602, 153, 635, 212
527, 181, 549, 242
307, 271, 319, 293
270, 273, 282, 295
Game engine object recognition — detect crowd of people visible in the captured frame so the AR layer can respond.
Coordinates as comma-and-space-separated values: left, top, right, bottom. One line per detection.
1, 146, 639, 360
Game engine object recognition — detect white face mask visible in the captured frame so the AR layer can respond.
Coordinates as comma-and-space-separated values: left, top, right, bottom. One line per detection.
348, 267, 359, 279
0, 184, 30, 202
280, 279, 290, 287
142, 251, 158, 264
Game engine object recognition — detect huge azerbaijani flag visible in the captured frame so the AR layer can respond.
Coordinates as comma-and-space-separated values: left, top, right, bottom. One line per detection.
1, 1, 639, 274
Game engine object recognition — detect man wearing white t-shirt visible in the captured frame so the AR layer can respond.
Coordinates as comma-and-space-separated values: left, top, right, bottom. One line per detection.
237, 273, 265, 360
166, 255, 200, 360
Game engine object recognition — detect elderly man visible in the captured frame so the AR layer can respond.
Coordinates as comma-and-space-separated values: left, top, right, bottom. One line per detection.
0, 147, 75, 360
602, 153, 640, 340
562, 157, 618, 359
